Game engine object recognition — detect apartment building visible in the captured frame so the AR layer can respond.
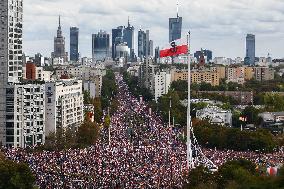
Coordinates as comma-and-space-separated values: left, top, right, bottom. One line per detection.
196, 106, 232, 126
45, 80, 84, 135
150, 71, 172, 102
5, 84, 45, 148
254, 67, 275, 81
172, 69, 220, 86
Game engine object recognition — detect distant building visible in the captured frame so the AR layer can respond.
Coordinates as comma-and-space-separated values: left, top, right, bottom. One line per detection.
45, 80, 84, 135
70, 27, 79, 62
112, 26, 124, 59
196, 106, 232, 127
169, 16, 182, 42
254, 67, 274, 81
51, 16, 68, 62
123, 19, 135, 58
83, 76, 102, 98
245, 34, 255, 65
138, 29, 153, 60
150, 71, 172, 102
194, 49, 212, 62
198, 91, 254, 105
92, 31, 110, 62
172, 69, 220, 86
116, 43, 130, 60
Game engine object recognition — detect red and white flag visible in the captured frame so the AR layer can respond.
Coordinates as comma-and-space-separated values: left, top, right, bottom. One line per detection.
160, 44, 188, 58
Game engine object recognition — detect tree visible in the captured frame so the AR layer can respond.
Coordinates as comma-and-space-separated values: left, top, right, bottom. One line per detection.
83, 90, 91, 104
92, 97, 103, 123
77, 120, 99, 147
0, 154, 36, 189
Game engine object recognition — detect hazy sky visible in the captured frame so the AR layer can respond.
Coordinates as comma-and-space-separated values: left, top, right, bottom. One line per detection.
23, 0, 284, 58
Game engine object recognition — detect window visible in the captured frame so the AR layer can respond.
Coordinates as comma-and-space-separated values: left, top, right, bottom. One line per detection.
48, 98, 52, 103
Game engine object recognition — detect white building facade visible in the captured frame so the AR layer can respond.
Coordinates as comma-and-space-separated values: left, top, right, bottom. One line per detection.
196, 106, 232, 127
45, 80, 84, 135
5, 84, 45, 148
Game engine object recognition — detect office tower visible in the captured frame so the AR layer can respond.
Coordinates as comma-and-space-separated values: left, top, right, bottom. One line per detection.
123, 18, 135, 58
0, 0, 23, 146
155, 47, 160, 63
92, 31, 110, 62
149, 40, 154, 57
169, 1, 182, 42
194, 49, 213, 62
112, 26, 124, 59
70, 27, 79, 62
245, 34, 255, 65
51, 16, 68, 62
138, 29, 147, 59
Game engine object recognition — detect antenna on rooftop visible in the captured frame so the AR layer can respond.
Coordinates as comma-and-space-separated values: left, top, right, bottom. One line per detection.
177, 0, 179, 17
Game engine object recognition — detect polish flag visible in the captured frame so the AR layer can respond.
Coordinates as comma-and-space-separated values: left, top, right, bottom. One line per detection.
159, 44, 188, 58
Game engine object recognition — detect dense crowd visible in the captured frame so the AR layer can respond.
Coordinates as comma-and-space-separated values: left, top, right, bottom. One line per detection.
2, 74, 284, 188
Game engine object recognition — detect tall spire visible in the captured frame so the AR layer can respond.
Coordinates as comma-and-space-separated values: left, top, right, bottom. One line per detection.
177, 0, 179, 17
59, 15, 61, 28
128, 16, 130, 27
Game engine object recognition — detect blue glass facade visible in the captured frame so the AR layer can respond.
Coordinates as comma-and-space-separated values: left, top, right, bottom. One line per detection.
246, 34, 255, 65
70, 27, 79, 62
169, 16, 182, 42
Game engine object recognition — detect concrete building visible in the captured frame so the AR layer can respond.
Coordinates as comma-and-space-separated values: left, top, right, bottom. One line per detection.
0, 0, 23, 146
51, 16, 68, 62
83, 76, 102, 98
150, 71, 172, 102
4, 84, 46, 148
169, 5, 182, 42
226, 67, 245, 85
244, 67, 254, 80
45, 80, 84, 135
22, 65, 52, 81
196, 106, 232, 127
194, 49, 213, 62
172, 69, 220, 86
198, 91, 254, 105
92, 31, 110, 62
70, 27, 79, 62
210, 67, 226, 79
116, 43, 130, 61
254, 67, 275, 81
55, 66, 105, 81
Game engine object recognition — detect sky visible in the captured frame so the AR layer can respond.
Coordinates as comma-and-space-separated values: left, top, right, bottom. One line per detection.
23, 0, 284, 59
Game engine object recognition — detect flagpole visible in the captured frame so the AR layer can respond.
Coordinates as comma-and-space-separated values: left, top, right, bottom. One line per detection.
187, 31, 193, 169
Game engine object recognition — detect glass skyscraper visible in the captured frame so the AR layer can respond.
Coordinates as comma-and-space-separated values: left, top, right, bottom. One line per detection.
169, 16, 182, 42
112, 26, 124, 59
246, 34, 255, 65
70, 27, 79, 62
92, 31, 110, 62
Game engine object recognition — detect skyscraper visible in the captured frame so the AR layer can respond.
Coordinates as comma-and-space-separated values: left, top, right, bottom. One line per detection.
0, 0, 23, 146
169, 1, 182, 42
246, 34, 255, 65
112, 19, 136, 61
92, 31, 110, 62
112, 26, 124, 59
52, 16, 68, 62
138, 29, 153, 60
123, 18, 135, 56
138, 29, 147, 59
70, 27, 79, 62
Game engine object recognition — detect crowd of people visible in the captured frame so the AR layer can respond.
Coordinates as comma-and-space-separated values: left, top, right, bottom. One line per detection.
2, 74, 284, 188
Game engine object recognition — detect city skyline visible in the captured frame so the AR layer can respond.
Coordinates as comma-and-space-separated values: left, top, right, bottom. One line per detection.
23, 0, 284, 58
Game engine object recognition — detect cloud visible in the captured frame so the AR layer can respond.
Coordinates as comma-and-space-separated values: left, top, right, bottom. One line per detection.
23, 0, 284, 58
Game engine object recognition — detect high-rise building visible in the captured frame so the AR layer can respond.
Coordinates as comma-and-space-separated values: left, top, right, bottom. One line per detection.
112, 19, 135, 60
0, 0, 23, 147
169, 2, 182, 42
51, 16, 68, 62
138, 29, 154, 60
70, 27, 79, 62
92, 31, 110, 62
123, 18, 135, 58
112, 26, 124, 59
245, 34, 255, 65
